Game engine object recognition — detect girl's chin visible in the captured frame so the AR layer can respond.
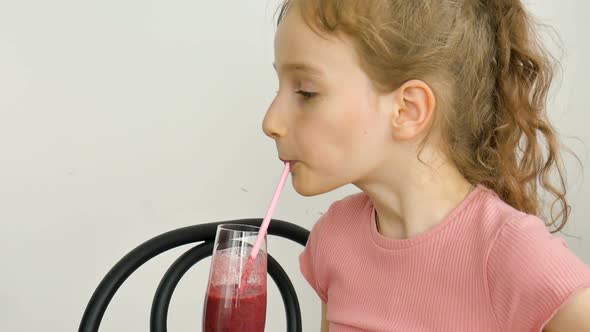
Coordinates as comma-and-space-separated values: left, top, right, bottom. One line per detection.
292, 174, 343, 197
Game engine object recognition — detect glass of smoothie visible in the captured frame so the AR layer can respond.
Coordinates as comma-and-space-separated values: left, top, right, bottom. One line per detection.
203, 224, 267, 332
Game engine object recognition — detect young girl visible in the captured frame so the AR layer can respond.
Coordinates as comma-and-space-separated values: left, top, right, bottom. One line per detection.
262, 0, 590, 331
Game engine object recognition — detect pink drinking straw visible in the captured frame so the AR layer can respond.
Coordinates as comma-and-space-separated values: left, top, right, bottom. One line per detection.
250, 162, 291, 259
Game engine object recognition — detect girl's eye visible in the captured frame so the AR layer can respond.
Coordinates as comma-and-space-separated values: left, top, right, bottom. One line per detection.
296, 90, 317, 100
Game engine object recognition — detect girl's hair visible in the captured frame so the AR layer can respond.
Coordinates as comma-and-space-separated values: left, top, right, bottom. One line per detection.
278, 0, 571, 231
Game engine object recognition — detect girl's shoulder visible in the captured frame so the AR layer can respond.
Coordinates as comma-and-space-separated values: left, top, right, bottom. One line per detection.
315, 191, 372, 230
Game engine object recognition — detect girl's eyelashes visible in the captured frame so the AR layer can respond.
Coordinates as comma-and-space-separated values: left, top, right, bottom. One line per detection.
296, 90, 317, 100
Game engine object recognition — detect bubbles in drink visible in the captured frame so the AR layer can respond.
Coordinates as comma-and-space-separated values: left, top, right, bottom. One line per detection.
209, 247, 266, 288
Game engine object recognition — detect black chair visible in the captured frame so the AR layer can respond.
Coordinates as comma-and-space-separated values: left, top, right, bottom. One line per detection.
79, 219, 310, 332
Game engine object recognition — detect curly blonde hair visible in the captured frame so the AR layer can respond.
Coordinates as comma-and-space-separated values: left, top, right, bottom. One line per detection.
278, 0, 571, 231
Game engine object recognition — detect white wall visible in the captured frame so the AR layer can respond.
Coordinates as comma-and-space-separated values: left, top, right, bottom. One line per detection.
0, 1, 587, 331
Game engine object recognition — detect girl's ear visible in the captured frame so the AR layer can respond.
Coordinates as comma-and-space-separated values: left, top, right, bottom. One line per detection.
390, 80, 436, 140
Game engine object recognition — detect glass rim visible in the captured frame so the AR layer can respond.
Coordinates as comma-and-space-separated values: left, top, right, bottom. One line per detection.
217, 223, 261, 234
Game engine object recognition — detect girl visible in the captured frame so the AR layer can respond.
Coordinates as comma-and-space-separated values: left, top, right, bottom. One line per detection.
262, 0, 590, 331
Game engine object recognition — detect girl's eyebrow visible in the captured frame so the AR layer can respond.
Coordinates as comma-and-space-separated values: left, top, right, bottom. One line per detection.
273, 61, 324, 76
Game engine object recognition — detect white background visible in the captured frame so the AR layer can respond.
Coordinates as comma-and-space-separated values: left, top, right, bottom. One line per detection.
0, 1, 588, 331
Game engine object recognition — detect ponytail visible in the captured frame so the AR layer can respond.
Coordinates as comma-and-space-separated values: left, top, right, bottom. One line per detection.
476, 0, 569, 231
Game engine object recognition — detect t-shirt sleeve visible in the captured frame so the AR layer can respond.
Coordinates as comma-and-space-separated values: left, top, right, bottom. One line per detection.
487, 214, 590, 331
299, 211, 330, 303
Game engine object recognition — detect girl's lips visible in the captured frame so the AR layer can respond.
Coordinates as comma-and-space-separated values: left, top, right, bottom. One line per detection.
279, 158, 299, 171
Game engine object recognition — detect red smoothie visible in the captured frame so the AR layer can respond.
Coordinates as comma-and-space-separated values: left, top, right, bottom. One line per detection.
203, 286, 267, 332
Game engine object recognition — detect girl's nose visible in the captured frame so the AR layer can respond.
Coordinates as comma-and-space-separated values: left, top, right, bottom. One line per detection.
262, 98, 287, 139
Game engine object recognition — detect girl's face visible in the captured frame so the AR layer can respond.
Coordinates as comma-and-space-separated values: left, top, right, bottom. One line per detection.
263, 9, 394, 196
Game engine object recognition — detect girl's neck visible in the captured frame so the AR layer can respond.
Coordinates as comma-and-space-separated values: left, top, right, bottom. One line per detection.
355, 154, 474, 240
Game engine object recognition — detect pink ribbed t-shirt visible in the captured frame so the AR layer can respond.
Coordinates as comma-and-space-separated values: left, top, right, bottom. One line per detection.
299, 185, 590, 331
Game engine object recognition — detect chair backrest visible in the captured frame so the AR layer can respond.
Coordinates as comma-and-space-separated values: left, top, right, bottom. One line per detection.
79, 219, 310, 332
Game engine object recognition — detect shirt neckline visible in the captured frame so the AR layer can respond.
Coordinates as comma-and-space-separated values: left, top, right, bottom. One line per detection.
368, 185, 485, 250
